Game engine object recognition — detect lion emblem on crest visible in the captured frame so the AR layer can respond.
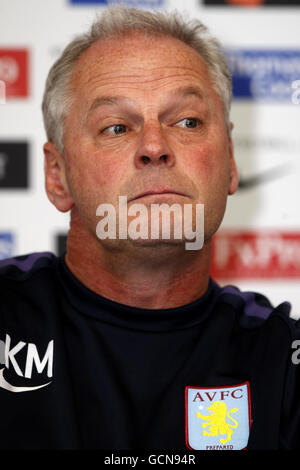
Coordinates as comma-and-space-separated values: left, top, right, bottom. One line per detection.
196, 401, 239, 444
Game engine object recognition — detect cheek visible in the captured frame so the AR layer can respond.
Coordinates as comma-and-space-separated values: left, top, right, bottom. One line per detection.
183, 140, 231, 232
186, 143, 229, 185
65, 146, 127, 206
64, 117, 121, 197
185, 143, 231, 238
93, 155, 121, 186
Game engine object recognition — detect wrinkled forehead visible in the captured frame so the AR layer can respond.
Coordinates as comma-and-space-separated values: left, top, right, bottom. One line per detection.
68, 32, 215, 95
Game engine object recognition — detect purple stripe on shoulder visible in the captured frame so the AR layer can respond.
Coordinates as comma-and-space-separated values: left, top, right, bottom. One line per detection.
220, 285, 273, 320
0, 252, 54, 272
240, 291, 273, 319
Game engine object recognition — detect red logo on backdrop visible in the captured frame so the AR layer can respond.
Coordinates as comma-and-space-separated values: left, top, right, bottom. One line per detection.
211, 231, 300, 279
0, 49, 29, 98
226, 0, 264, 5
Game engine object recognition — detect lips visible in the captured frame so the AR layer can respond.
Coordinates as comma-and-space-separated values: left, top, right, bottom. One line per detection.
128, 188, 189, 202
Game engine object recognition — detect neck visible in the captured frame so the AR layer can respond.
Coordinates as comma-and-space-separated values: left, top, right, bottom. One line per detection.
64, 209, 212, 309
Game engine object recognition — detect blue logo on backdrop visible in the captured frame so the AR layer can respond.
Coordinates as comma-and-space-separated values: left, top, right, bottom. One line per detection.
0, 234, 14, 260
69, 0, 164, 6
225, 49, 300, 101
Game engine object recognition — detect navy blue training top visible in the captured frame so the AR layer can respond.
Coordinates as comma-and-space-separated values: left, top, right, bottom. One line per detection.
0, 251, 299, 450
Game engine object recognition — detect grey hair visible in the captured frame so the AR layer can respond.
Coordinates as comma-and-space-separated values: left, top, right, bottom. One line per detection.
42, 5, 232, 155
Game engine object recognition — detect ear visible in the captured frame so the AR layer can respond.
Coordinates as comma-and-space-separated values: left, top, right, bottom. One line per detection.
227, 122, 239, 196
43, 141, 74, 212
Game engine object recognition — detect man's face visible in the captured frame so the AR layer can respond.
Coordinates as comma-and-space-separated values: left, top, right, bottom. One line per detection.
61, 32, 238, 250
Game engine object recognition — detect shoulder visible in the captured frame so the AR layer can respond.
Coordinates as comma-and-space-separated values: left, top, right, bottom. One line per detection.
214, 282, 298, 336
0, 252, 59, 307
0, 252, 62, 334
0, 252, 57, 282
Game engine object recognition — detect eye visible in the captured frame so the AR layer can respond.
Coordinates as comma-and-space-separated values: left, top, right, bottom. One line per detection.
175, 117, 201, 129
102, 124, 128, 135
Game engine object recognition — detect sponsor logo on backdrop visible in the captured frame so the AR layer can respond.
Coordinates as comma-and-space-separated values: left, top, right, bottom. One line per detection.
0, 234, 14, 260
203, 0, 300, 6
0, 50, 29, 99
0, 142, 29, 189
238, 161, 291, 190
233, 135, 300, 191
225, 49, 300, 101
235, 135, 300, 160
0, 80, 5, 104
211, 231, 300, 279
292, 79, 300, 104
69, 0, 164, 6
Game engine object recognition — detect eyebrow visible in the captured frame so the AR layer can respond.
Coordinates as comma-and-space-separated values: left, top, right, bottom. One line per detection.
86, 85, 205, 121
87, 96, 130, 118
171, 85, 204, 101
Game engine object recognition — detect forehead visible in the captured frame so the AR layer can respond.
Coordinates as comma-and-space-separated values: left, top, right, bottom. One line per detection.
69, 32, 215, 97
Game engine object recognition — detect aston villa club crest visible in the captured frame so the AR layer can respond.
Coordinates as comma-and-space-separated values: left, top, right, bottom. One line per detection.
185, 382, 251, 450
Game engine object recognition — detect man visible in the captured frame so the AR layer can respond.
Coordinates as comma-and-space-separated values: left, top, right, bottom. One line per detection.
0, 6, 299, 450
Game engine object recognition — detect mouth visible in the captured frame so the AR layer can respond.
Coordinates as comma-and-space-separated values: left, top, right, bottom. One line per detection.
128, 189, 189, 203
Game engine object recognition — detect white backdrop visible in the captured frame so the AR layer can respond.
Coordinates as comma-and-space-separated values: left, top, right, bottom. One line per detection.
0, 0, 299, 316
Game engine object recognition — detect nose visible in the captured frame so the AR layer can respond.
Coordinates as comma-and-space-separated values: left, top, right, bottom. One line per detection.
134, 122, 175, 169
